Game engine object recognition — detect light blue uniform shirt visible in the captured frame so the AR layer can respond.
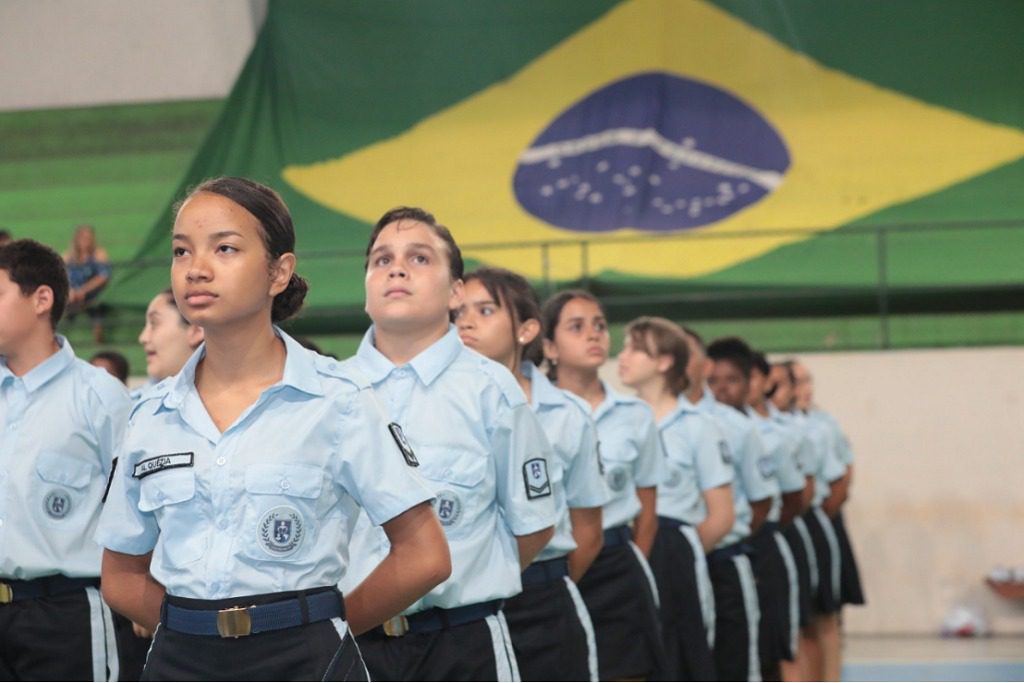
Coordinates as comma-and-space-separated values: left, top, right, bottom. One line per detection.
657, 395, 734, 526
96, 330, 433, 600
809, 409, 855, 467
524, 362, 609, 563
697, 390, 779, 546
591, 383, 664, 530
340, 327, 557, 613
747, 406, 806, 523
787, 409, 846, 507
1, 337, 128, 580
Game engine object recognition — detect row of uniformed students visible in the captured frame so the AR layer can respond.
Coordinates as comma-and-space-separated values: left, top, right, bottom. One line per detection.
0, 177, 861, 681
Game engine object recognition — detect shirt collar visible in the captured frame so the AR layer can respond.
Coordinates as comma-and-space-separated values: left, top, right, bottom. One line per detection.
0, 335, 75, 393
523, 361, 563, 409
593, 381, 633, 419
162, 327, 323, 410
657, 393, 701, 428
355, 324, 462, 386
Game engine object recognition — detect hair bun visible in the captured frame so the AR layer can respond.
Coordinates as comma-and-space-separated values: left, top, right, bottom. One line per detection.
272, 273, 308, 322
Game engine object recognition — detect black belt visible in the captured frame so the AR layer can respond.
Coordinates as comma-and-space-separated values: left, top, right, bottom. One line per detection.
707, 541, 753, 564
521, 557, 569, 587
603, 525, 633, 547
162, 588, 344, 638
0, 575, 99, 604
371, 599, 503, 638
657, 515, 692, 530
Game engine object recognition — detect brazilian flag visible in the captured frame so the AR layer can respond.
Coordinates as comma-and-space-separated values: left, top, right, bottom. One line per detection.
113, 0, 1024, 331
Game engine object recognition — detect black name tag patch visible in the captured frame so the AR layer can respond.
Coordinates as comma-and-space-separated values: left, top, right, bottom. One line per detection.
133, 452, 194, 479
388, 423, 419, 467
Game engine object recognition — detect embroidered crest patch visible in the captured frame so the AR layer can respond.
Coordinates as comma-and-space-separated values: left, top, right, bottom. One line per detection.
434, 490, 463, 528
43, 488, 72, 519
258, 506, 305, 556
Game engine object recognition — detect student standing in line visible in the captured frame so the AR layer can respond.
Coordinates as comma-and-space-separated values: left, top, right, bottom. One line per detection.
682, 327, 776, 682
457, 267, 608, 682
96, 179, 451, 681
749, 351, 813, 682
340, 208, 557, 682
136, 288, 204, 393
791, 361, 858, 682
618, 317, 733, 681
706, 337, 804, 681
540, 290, 667, 681
0, 239, 130, 680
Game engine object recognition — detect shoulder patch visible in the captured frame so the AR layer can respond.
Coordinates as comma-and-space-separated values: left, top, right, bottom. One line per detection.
523, 457, 552, 499
718, 439, 733, 466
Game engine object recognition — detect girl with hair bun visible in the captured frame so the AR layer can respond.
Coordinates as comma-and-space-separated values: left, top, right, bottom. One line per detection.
97, 177, 450, 681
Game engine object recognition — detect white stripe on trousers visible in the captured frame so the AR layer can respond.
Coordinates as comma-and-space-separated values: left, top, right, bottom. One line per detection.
732, 554, 762, 683
563, 577, 599, 682
628, 541, 661, 609
813, 507, 842, 602
329, 618, 369, 680
85, 586, 118, 681
485, 611, 521, 682
793, 516, 819, 594
678, 525, 716, 649
773, 531, 800, 657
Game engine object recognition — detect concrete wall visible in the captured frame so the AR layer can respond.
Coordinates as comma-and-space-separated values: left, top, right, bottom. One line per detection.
601, 346, 1024, 635
0, 0, 263, 110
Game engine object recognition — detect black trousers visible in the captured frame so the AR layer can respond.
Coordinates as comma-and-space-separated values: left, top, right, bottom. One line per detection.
749, 525, 793, 676
0, 584, 142, 681
504, 575, 593, 681
577, 542, 666, 681
649, 524, 716, 681
832, 511, 866, 606
708, 549, 760, 682
142, 590, 364, 681
357, 614, 518, 681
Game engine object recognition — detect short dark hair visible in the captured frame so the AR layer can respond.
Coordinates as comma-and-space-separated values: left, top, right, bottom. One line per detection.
180, 177, 308, 322
463, 267, 543, 365
624, 316, 691, 395
365, 206, 464, 281
0, 228, 11, 243
706, 336, 755, 379
751, 350, 771, 377
90, 350, 129, 384
0, 239, 69, 329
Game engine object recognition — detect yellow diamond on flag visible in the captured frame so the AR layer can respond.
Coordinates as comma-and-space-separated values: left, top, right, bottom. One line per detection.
283, 0, 1024, 280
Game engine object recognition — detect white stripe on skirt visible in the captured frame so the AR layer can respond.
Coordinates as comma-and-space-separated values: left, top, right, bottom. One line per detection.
813, 507, 842, 602
485, 611, 521, 682
329, 617, 369, 681
563, 577, 599, 682
732, 554, 762, 683
793, 516, 819, 593
628, 541, 661, 609
85, 586, 117, 681
773, 530, 800, 656
678, 524, 716, 649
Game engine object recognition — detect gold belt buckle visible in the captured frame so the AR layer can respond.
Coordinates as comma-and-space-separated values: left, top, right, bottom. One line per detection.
0, 583, 12, 604
381, 615, 409, 637
216, 606, 253, 638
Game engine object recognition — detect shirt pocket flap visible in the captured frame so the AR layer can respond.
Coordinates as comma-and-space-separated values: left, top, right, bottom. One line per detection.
417, 447, 487, 488
36, 449, 95, 489
139, 471, 196, 512
244, 464, 323, 498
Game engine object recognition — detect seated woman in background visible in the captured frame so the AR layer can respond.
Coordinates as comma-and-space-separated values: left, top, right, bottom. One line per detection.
64, 224, 112, 342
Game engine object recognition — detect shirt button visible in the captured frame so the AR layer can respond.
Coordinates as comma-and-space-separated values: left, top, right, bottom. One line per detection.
216, 457, 226, 466
0, 518, 4, 527
280, 479, 290, 490
218, 518, 229, 530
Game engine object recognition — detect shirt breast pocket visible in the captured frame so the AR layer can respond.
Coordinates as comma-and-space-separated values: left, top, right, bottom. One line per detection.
138, 470, 206, 565
241, 464, 323, 562
416, 447, 488, 541
35, 449, 96, 526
